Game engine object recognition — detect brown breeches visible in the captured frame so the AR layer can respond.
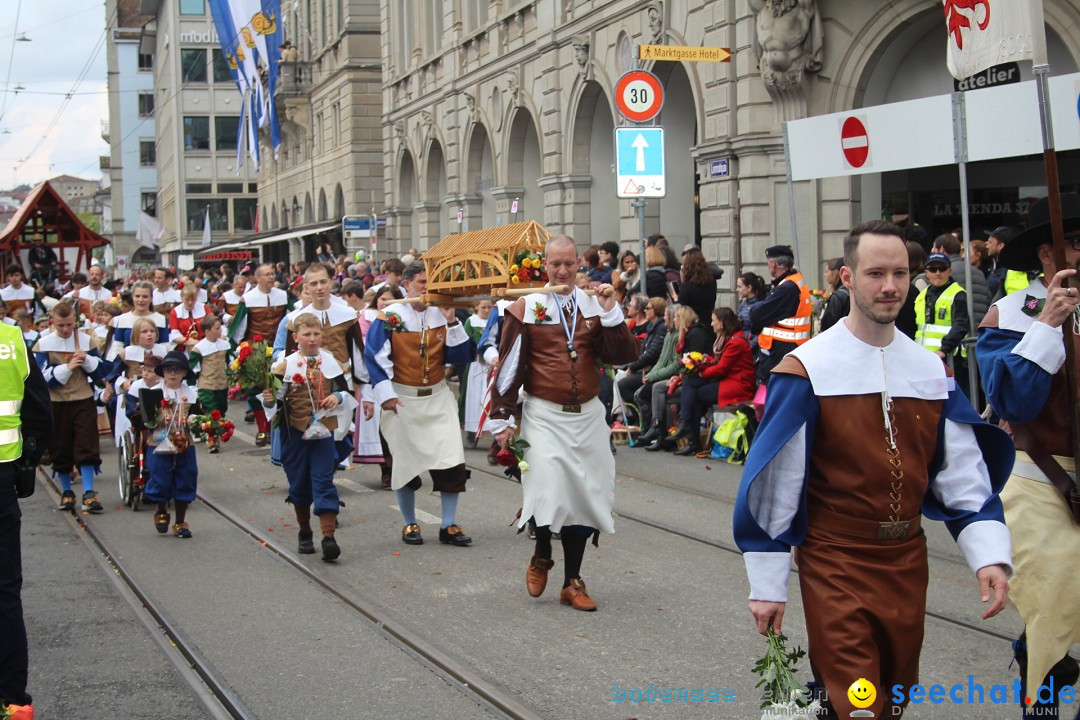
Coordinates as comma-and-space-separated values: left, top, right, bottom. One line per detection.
50, 398, 102, 474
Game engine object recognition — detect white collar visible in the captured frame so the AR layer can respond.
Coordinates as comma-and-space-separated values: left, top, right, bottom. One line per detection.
791, 318, 951, 399
994, 278, 1054, 334
283, 349, 343, 379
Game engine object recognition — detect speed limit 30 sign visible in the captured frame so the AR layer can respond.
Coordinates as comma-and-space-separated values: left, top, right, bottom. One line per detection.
615, 70, 664, 123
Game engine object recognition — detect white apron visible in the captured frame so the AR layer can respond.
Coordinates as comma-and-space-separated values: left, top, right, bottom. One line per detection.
379, 380, 465, 490
517, 395, 616, 534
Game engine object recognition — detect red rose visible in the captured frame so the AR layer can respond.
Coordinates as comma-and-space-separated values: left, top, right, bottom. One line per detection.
252, 334, 264, 343
238, 346, 252, 360
160, 399, 170, 408
209, 409, 222, 420
495, 448, 517, 467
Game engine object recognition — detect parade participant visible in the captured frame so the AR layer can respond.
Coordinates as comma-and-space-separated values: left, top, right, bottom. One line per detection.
749, 245, 813, 387
914, 253, 969, 377
977, 193, 1080, 717
489, 235, 638, 611
107, 317, 169, 397
282, 263, 368, 465
0, 266, 34, 316
109, 280, 170, 350
144, 351, 202, 538
188, 315, 231, 454
364, 261, 477, 546
33, 302, 107, 513
13, 311, 37, 350
734, 220, 1013, 719
221, 274, 247, 324
72, 265, 111, 317
476, 298, 518, 465
150, 267, 180, 315
463, 299, 494, 445
168, 284, 207, 352
229, 263, 291, 446
262, 313, 357, 561
352, 283, 402, 488
0, 309, 51, 717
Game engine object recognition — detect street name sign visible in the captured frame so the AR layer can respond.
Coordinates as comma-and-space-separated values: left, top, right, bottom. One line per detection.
615, 127, 665, 198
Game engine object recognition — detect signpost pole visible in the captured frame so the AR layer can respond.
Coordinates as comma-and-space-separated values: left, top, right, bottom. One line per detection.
634, 198, 647, 297
952, 92, 979, 409
781, 123, 801, 270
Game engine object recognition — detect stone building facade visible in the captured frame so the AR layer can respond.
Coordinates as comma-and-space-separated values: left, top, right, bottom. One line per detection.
380, 0, 1080, 299
250, 0, 384, 264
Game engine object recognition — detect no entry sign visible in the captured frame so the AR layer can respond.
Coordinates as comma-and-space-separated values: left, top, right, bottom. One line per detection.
615, 70, 664, 123
840, 116, 869, 169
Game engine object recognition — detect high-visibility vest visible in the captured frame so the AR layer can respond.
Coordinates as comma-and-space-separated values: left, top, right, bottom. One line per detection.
1004, 270, 1032, 296
915, 282, 966, 358
758, 272, 813, 350
0, 323, 28, 462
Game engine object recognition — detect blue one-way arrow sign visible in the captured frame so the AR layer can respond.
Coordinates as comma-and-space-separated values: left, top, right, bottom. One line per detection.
615, 127, 665, 198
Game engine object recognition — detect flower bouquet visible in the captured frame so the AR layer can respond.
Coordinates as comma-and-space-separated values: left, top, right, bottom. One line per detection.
495, 435, 530, 481
150, 398, 191, 454
667, 352, 715, 395
0, 703, 33, 720
228, 335, 277, 393
508, 249, 547, 286
753, 629, 821, 719
188, 409, 236, 444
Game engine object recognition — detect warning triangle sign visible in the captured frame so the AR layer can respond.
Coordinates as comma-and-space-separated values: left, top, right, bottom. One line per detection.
622, 179, 642, 195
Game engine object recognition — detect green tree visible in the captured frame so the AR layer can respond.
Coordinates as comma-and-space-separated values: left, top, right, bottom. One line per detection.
77, 211, 100, 232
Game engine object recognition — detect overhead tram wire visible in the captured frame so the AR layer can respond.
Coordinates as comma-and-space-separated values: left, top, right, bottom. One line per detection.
69, 17, 287, 180
13, 6, 114, 172
0, 0, 23, 126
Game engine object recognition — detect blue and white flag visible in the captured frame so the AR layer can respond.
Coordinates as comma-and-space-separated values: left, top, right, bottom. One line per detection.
206, 0, 283, 169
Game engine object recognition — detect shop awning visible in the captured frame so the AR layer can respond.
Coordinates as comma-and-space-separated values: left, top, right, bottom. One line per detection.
195, 224, 336, 258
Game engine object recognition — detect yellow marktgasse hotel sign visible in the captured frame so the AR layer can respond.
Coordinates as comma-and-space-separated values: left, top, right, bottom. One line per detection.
639, 45, 731, 62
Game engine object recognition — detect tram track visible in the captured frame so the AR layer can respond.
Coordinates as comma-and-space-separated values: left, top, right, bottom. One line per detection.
463, 460, 1019, 645
39, 463, 544, 720
36, 469, 257, 720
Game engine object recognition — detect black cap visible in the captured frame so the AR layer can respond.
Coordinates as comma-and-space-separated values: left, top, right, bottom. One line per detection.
985, 226, 1014, 244
765, 245, 793, 259
925, 253, 951, 269
999, 193, 1080, 271
155, 350, 189, 377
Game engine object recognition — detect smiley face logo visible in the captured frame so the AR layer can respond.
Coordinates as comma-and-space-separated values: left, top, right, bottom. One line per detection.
847, 678, 877, 709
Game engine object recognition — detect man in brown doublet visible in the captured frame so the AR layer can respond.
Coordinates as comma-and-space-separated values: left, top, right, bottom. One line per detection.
735, 222, 1013, 717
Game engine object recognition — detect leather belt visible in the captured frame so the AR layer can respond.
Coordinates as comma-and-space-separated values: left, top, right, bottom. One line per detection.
561, 404, 581, 414
808, 504, 921, 543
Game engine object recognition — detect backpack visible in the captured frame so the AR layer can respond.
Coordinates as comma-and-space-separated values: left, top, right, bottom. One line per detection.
711, 405, 758, 465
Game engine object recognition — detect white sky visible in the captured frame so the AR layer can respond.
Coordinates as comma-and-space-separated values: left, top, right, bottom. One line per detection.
0, 0, 109, 189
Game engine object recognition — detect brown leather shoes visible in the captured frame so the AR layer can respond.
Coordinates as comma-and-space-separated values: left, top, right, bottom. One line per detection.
559, 578, 597, 611
526, 555, 555, 597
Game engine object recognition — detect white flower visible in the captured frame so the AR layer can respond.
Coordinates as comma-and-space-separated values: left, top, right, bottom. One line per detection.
518, 460, 530, 473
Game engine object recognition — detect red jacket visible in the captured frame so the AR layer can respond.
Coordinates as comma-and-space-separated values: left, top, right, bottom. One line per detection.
700, 334, 756, 407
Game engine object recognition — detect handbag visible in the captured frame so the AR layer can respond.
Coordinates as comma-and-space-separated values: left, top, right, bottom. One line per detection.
1011, 422, 1080, 526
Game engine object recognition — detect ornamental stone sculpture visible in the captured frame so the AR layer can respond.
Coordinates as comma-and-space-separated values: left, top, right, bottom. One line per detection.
749, 0, 823, 91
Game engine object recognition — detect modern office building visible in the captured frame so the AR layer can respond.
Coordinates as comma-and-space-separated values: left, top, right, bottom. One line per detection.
140, 0, 260, 266
104, 0, 159, 264
379, 0, 1080, 297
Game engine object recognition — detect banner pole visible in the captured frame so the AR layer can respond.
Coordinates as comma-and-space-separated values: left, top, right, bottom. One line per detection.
1033, 61, 1080, 481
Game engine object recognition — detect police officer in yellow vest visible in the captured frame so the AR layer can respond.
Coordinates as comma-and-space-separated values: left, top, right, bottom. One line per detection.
749, 244, 814, 386
915, 253, 971, 377
0, 320, 53, 713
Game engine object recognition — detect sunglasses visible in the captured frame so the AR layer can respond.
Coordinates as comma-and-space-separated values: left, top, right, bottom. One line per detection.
925, 267, 950, 273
